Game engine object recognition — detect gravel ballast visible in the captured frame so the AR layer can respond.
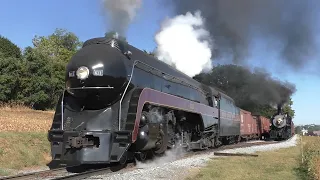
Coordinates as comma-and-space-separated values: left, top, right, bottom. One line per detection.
91, 135, 298, 180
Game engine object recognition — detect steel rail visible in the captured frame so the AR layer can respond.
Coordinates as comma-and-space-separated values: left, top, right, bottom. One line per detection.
0, 167, 67, 180
50, 167, 113, 180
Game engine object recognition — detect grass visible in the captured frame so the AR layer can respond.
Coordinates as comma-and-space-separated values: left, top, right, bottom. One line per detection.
0, 168, 11, 176
0, 105, 54, 176
187, 140, 303, 180
0, 132, 51, 176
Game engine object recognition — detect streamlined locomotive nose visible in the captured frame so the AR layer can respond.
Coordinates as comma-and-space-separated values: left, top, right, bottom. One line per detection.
64, 42, 130, 109
66, 43, 128, 88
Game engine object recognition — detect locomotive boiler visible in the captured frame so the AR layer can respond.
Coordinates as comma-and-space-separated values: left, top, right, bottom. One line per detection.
269, 105, 294, 140
47, 36, 241, 168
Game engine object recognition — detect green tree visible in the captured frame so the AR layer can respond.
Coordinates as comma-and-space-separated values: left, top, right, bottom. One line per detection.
0, 35, 21, 59
18, 47, 56, 109
282, 98, 295, 118
295, 126, 301, 134
19, 29, 82, 110
32, 28, 82, 63
0, 53, 23, 102
0, 36, 23, 103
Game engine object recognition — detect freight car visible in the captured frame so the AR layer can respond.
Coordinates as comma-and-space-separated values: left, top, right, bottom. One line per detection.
47, 36, 241, 168
239, 109, 260, 141
269, 105, 294, 140
253, 115, 271, 140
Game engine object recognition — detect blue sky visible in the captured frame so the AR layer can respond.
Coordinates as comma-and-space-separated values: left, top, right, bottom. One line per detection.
1, 0, 319, 125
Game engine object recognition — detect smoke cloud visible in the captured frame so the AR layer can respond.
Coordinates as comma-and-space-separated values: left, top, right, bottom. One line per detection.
164, 0, 320, 71
155, 11, 213, 77
194, 64, 296, 110
102, 0, 142, 36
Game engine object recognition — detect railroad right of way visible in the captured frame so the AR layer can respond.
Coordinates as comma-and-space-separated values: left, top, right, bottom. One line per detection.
0, 138, 289, 180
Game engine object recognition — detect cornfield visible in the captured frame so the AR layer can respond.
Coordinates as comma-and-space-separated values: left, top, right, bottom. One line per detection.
300, 136, 320, 180
0, 106, 54, 132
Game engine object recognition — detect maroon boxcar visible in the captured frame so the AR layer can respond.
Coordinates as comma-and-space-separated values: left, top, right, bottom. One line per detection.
240, 109, 260, 141
253, 115, 271, 140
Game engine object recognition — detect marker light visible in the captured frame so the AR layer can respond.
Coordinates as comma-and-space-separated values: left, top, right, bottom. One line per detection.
76, 66, 89, 80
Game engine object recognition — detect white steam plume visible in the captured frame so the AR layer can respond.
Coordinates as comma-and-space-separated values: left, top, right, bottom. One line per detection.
102, 0, 142, 36
155, 11, 214, 77
135, 146, 187, 169
134, 108, 187, 168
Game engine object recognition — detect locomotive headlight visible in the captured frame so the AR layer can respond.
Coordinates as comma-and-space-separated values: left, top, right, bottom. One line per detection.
76, 66, 89, 80
277, 118, 283, 124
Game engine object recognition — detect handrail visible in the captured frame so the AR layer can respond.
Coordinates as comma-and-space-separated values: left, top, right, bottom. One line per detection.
61, 89, 65, 130
68, 86, 114, 90
118, 60, 139, 130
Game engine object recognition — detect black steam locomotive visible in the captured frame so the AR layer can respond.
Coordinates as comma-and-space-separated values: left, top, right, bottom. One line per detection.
269, 105, 294, 140
47, 36, 241, 167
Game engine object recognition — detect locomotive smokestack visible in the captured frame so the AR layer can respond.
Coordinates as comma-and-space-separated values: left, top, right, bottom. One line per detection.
277, 104, 282, 115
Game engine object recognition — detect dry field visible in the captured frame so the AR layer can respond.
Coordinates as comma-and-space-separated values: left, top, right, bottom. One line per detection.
0, 105, 54, 176
0, 106, 54, 132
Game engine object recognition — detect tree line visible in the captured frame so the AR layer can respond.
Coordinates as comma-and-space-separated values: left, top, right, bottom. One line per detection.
295, 124, 320, 135
0, 29, 82, 110
0, 29, 295, 119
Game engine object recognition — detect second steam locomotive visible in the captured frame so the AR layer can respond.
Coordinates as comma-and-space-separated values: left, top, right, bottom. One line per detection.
47, 36, 294, 168
269, 105, 295, 140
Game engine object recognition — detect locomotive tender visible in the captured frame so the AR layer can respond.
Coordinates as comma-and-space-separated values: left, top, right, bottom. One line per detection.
47, 36, 241, 167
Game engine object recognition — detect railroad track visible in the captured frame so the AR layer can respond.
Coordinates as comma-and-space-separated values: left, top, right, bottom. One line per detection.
0, 167, 69, 180
49, 168, 111, 180
182, 139, 280, 159
0, 163, 136, 180
51, 163, 137, 180
213, 152, 259, 157
0, 139, 281, 180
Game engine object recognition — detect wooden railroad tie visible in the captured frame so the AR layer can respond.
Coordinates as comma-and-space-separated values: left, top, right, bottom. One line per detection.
213, 152, 259, 157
